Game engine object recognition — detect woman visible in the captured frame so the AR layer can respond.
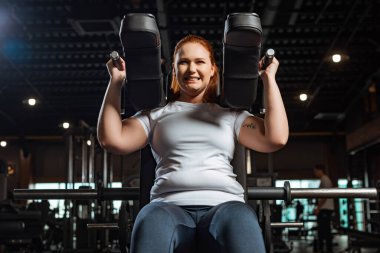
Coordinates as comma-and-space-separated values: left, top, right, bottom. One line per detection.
97, 34, 288, 253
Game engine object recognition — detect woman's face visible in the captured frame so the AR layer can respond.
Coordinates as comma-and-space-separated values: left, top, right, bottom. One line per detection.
174, 42, 215, 101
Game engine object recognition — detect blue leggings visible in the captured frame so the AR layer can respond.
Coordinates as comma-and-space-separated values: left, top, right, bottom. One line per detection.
130, 201, 265, 253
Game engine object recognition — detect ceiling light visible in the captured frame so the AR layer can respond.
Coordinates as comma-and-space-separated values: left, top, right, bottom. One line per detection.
62, 122, 70, 129
28, 98, 37, 106
299, 93, 308, 101
0, 141, 7, 147
86, 140, 92, 146
22, 97, 38, 107
332, 54, 341, 63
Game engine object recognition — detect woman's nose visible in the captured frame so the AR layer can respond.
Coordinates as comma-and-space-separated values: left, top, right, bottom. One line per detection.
188, 62, 196, 72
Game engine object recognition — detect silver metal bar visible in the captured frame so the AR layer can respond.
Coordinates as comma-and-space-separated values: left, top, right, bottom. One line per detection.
88, 134, 95, 183
81, 137, 88, 183
66, 134, 74, 188
270, 222, 304, 228
13, 189, 98, 200
13, 187, 378, 200
13, 187, 140, 200
103, 150, 108, 187
247, 187, 378, 199
87, 223, 118, 230
291, 188, 378, 199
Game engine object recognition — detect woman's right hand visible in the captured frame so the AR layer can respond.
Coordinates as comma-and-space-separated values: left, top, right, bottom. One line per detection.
106, 57, 126, 84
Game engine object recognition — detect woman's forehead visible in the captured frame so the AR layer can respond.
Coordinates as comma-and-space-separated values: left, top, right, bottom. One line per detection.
176, 42, 210, 57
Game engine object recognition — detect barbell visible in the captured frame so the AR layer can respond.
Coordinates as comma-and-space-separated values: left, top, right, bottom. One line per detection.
13, 183, 379, 202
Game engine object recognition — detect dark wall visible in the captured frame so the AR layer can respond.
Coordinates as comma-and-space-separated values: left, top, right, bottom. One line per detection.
251, 134, 347, 184
32, 142, 66, 181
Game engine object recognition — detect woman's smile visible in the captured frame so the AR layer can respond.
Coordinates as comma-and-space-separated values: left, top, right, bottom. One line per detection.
184, 76, 201, 83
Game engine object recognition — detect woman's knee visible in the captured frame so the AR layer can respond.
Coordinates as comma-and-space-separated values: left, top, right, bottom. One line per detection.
198, 201, 265, 253
131, 202, 197, 253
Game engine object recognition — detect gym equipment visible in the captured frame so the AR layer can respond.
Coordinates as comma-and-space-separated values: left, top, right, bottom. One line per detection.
262, 49, 275, 69
13, 183, 379, 201
0, 201, 44, 251
340, 227, 380, 251
0, 159, 8, 201
222, 13, 262, 109
119, 13, 164, 111
13, 182, 379, 253
261, 200, 273, 253
110, 51, 123, 71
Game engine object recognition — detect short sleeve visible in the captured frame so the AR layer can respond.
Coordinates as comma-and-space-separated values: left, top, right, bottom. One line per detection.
234, 110, 253, 139
131, 110, 150, 137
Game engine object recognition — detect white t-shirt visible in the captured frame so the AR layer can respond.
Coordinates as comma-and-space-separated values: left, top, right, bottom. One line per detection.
319, 175, 335, 210
133, 101, 252, 206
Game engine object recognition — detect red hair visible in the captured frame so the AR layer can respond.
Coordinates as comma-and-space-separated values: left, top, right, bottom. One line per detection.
170, 34, 219, 103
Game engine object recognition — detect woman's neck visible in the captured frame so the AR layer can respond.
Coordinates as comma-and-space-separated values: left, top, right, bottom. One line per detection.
177, 93, 205, 104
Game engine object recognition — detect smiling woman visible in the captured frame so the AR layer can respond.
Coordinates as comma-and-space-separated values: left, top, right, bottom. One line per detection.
174, 42, 215, 102
170, 35, 218, 104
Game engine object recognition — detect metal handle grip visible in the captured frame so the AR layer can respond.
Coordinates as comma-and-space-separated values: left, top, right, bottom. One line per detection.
262, 49, 275, 69
110, 51, 123, 71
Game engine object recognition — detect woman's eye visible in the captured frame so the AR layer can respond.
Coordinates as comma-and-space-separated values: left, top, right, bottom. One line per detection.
197, 61, 205, 64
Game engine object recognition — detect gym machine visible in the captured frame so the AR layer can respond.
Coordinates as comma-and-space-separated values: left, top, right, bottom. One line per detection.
13, 182, 380, 253
0, 159, 45, 252
10, 12, 380, 253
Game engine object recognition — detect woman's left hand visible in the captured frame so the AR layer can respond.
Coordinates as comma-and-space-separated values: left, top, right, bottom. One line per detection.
258, 56, 279, 82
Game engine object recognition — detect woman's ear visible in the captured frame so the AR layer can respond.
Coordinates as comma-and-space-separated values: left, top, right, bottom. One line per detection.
211, 65, 215, 78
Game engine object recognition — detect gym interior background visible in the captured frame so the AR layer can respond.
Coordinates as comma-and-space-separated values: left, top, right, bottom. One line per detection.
0, 0, 379, 252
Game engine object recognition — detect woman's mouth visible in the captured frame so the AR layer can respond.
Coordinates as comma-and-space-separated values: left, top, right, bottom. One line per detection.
185, 77, 201, 82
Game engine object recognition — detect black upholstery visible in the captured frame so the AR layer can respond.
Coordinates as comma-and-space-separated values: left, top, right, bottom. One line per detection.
222, 13, 262, 109
119, 13, 165, 111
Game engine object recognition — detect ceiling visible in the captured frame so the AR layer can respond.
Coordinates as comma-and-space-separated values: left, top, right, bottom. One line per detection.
0, 0, 379, 137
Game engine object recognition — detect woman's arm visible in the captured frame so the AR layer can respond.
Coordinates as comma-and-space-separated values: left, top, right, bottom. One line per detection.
238, 57, 289, 153
97, 58, 148, 154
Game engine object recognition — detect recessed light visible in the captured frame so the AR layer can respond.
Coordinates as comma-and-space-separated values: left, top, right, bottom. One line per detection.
28, 98, 37, 106
332, 54, 342, 63
22, 97, 38, 107
299, 93, 308, 101
62, 122, 70, 129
